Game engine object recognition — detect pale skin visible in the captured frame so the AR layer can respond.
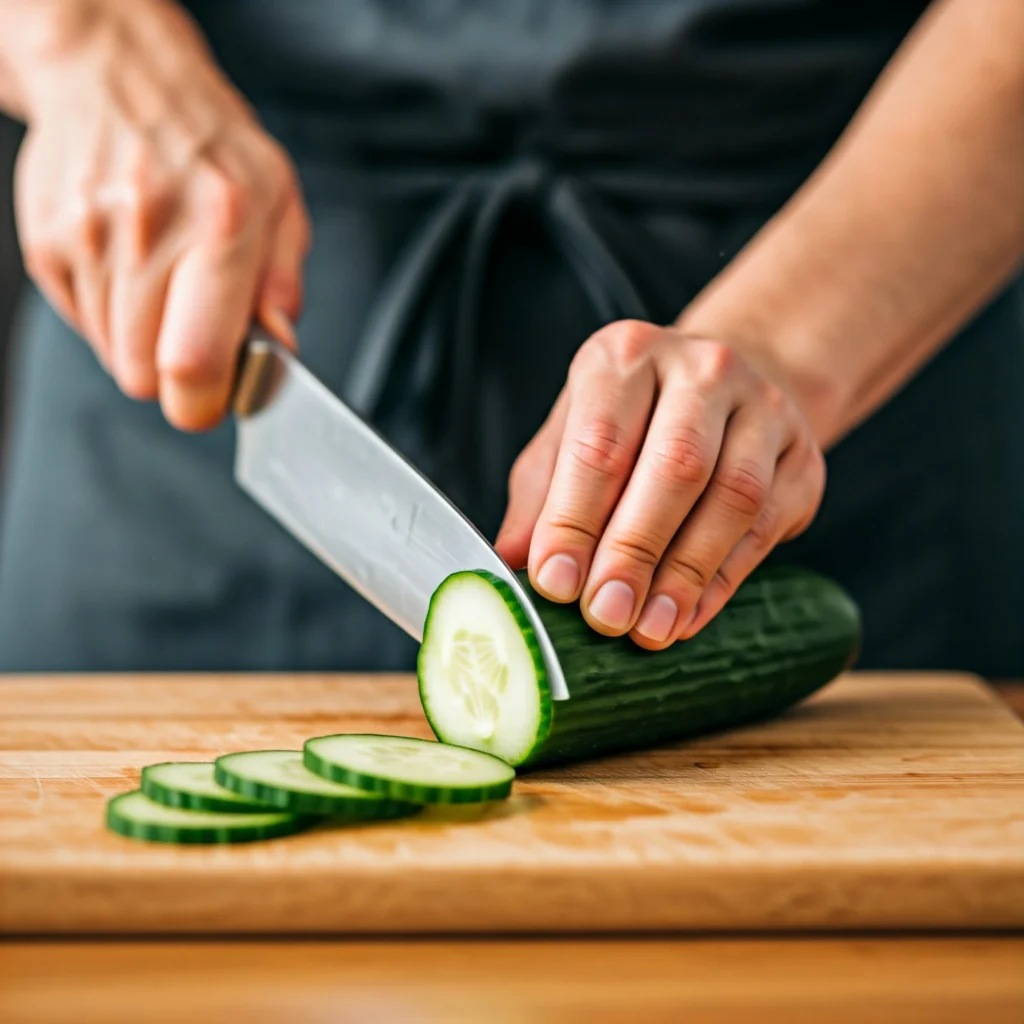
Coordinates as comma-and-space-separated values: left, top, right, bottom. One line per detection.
0, 0, 1022, 648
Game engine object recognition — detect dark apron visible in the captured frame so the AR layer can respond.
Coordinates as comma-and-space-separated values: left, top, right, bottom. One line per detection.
1, 0, 1021, 676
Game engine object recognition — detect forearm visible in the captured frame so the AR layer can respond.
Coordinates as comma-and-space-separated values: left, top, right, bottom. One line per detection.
676, 0, 1024, 449
0, 0, 56, 117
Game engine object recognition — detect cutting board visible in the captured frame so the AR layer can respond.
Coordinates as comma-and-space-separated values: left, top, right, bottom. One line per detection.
2, 672, 1023, 935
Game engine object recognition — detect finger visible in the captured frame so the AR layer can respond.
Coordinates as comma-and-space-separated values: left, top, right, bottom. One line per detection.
107, 182, 176, 399
494, 389, 568, 568
156, 235, 263, 431
108, 261, 170, 401
256, 193, 310, 352
70, 259, 111, 368
23, 246, 78, 333
668, 438, 824, 642
69, 212, 112, 365
630, 405, 787, 648
580, 382, 731, 637
15, 139, 80, 334
527, 346, 655, 606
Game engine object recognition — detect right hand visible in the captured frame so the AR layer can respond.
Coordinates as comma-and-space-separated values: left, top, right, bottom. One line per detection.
12, 0, 310, 429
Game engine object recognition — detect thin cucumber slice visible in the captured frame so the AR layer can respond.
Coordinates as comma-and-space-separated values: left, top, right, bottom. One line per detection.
418, 570, 551, 766
106, 790, 312, 845
141, 761, 274, 813
214, 749, 422, 818
303, 733, 515, 804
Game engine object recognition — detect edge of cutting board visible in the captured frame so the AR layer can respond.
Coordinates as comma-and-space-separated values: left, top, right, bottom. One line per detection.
2, 671, 1023, 935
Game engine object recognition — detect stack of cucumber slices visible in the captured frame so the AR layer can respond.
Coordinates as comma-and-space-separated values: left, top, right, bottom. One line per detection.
107, 735, 516, 845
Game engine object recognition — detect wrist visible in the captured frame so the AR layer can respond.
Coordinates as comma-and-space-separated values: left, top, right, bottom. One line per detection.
0, 1, 108, 120
2, 0, 210, 123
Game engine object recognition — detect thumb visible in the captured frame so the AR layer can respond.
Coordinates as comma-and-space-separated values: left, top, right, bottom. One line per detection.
494, 390, 567, 569
257, 193, 311, 350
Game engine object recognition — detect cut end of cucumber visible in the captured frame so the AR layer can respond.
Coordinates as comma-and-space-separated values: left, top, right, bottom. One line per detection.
418, 570, 552, 766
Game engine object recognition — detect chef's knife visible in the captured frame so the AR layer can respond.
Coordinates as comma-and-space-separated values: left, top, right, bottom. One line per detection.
232, 329, 570, 701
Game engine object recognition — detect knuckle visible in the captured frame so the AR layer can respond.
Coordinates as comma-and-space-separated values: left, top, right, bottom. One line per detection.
567, 337, 605, 384
122, 187, 170, 258
122, 170, 169, 218
748, 502, 779, 548
648, 427, 708, 489
545, 513, 601, 546
159, 339, 224, 384
122, 145, 157, 206
714, 461, 769, 518
203, 170, 251, 240
690, 339, 737, 388
569, 417, 631, 478
71, 205, 105, 255
760, 382, 789, 416
600, 319, 660, 368
606, 532, 663, 570
664, 551, 713, 592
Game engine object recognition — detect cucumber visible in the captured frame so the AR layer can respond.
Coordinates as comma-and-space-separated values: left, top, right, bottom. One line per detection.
418, 565, 861, 768
106, 790, 312, 845
214, 749, 422, 819
303, 733, 515, 804
141, 760, 274, 813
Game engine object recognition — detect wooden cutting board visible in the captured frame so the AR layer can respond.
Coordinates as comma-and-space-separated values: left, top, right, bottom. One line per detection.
1, 672, 1022, 935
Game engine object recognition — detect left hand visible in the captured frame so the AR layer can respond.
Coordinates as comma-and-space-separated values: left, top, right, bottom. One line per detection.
494, 320, 826, 649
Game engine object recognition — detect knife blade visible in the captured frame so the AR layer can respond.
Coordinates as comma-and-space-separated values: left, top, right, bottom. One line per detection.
232, 329, 570, 701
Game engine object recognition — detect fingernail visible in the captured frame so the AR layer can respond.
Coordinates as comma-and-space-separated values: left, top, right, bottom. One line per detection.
589, 580, 636, 631
636, 594, 678, 643
679, 607, 699, 637
536, 554, 580, 601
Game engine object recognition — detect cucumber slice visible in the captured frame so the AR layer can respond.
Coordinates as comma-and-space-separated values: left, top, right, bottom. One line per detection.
303, 733, 515, 804
141, 761, 274, 813
106, 790, 312, 845
214, 749, 422, 818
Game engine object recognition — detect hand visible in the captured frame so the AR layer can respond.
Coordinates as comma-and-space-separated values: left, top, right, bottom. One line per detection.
12, 0, 310, 429
495, 320, 826, 648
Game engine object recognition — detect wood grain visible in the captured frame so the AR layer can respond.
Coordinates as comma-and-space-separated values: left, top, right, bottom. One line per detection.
2, 936, 1022, 1024
1, 671, 1022, 935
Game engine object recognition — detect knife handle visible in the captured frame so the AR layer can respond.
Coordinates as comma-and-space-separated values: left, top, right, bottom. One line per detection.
232, 328, 287, 418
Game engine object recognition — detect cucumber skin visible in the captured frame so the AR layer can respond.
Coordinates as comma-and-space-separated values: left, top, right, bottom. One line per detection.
213, 759, 422, 820
141, 764, 273, 814
105, 792, 315, 845
426, 566, 861, 770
